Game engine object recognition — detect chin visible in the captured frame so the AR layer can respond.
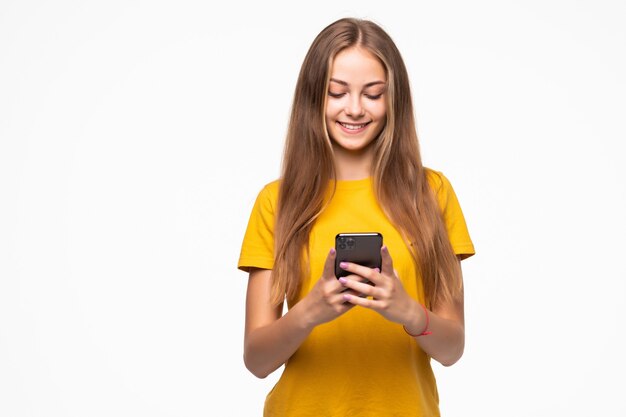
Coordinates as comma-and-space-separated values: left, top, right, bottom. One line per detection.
331, 138, 376, 153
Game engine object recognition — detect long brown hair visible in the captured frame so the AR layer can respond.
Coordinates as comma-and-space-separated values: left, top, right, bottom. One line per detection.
272, 18, 461, 308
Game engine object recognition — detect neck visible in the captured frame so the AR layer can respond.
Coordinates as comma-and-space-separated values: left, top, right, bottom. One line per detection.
332, 143, 375, 180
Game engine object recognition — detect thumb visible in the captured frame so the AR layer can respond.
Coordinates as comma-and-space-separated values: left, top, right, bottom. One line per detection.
381, 245, 394, 277
322, 248, 337, 280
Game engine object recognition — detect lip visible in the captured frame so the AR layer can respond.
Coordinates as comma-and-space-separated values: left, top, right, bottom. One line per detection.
336, 121, 371, 134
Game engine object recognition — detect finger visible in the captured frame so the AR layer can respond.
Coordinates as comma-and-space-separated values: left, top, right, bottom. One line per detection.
337, 275, 369, 298
338, 276, 379, 297
381, 246, 395, 278
322, 248, 337, 281
337, 278, 363, 296
330, 293, 356, 308
340, 287, 365, 297
338, 261, 382, 285
342, 293, 384, 309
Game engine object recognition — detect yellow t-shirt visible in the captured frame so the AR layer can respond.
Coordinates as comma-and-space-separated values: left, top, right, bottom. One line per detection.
238, 169, 475, 417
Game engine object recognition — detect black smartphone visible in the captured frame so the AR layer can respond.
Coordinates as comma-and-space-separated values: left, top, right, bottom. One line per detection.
334, 232, 383, 278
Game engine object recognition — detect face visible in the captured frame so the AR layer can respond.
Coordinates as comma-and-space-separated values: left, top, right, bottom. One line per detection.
325, 47, 387, 154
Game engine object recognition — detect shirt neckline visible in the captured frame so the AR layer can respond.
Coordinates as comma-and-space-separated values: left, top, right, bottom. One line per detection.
332, 177, 372, 191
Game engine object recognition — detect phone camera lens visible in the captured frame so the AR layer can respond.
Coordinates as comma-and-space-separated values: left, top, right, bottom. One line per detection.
346, 238, 355, 247
339, 243, 346, 250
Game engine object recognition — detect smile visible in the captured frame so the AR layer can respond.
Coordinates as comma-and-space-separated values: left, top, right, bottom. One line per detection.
337, 121, 371, 132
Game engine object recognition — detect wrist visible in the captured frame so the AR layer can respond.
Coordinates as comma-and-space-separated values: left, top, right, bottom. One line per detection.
293, 296, 317, 331
402, 301, 423, 333
403, 302, 432, 337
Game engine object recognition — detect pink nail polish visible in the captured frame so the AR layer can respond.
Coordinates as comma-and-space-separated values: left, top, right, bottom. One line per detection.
340, 262, 348, 269
338, 277, 347, 284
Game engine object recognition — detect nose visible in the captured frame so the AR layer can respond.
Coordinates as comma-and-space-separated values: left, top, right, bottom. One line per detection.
345, 95, 365, 118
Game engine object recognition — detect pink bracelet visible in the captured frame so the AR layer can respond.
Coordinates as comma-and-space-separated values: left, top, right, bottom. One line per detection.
403, 304, 433, 337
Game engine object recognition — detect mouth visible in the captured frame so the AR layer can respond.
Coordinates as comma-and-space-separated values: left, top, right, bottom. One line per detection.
337, 121, 371, 133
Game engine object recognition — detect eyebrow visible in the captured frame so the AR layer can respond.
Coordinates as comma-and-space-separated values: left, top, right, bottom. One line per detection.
329, 78, 386, 88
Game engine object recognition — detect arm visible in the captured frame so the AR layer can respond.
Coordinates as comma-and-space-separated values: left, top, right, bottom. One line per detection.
243, 268, 312, 378
338, 249, 466, 367
243, 249, 354, 378
402, 261, 465, 366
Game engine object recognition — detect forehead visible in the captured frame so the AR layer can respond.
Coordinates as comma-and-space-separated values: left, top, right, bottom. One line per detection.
330, 47, 386, 84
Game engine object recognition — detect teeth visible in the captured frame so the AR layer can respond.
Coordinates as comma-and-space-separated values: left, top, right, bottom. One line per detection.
339, 122, 367, 130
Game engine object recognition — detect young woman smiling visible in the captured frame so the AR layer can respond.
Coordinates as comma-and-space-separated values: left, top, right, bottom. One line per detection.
238, 17, 475, 416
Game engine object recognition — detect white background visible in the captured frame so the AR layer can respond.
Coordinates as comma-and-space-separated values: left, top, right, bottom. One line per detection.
1, 1, 625, 416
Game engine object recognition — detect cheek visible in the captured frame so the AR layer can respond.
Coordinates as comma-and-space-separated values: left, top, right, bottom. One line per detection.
369, 102, 387, 120
325, 101, 341, 120
324, 106, 336, 135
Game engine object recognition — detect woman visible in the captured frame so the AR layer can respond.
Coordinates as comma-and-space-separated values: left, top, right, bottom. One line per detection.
238, 17, 475, 416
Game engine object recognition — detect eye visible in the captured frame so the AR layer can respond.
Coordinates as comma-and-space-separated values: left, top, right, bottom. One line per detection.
365, 93, 383, 100
328, 91, 345, 98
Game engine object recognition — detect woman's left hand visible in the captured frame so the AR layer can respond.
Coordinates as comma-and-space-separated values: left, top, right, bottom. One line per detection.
337, 245, 419, 325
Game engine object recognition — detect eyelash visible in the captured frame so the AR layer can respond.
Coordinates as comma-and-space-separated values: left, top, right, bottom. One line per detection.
328, 92, 383, 100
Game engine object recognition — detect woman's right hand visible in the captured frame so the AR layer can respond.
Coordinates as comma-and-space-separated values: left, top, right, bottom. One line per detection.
299, 248, 356, 328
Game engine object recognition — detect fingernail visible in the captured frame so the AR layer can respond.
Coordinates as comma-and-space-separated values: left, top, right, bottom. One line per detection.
339, 262, 348, 269
330, 248, 336, 255
382, 246, 388, 253
343, 293, 351, 301
338, 277, 347, 285
374, 268, 380, 273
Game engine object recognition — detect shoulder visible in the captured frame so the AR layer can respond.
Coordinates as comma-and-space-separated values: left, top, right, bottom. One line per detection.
424, 168, 475, 257
424, 167, 452, 194
252, 179, 281, 213
424, 167, 460, 211
259, 179, 280, 198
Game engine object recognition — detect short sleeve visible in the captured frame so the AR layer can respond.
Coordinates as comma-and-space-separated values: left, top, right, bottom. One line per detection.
237, 181, 279, 272
426, 170, 475, 259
